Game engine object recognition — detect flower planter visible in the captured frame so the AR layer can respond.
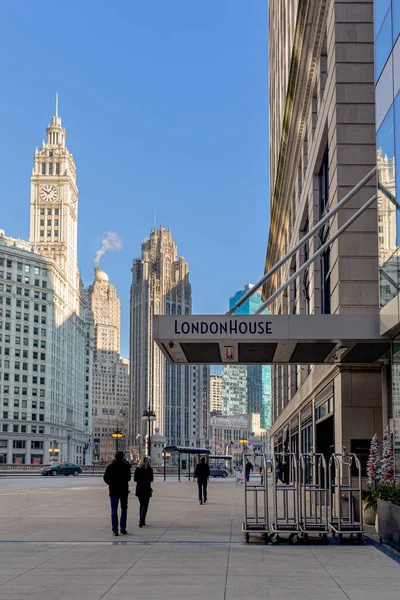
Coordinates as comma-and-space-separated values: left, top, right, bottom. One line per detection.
377, 498, 400, 550
362, 501, 375, 526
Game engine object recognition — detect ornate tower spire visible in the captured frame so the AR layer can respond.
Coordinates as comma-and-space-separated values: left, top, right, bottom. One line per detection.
29, 97, 79, 290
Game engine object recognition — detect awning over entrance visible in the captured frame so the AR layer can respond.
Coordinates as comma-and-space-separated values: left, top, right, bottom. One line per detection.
153, 315, 391, 365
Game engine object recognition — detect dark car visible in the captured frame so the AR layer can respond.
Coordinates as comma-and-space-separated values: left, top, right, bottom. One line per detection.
210, 466, 229, 478
41, 462, 83, 477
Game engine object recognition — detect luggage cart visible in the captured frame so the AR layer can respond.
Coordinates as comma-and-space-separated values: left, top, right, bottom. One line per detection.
329, 453, 364, 543
299, 453, 329, 543
269, 452, 301, 544
242, 453, 269, 543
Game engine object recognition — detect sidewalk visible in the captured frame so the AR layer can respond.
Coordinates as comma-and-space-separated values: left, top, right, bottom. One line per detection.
0, 476, 399, 599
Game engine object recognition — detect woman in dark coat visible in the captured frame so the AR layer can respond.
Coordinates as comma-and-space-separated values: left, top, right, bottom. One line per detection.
134, 456, 154, 527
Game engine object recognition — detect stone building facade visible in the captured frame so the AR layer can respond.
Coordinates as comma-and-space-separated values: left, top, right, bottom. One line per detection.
130, 227, 209, 453
88, 268, 129, 463
266, 0, 381, 460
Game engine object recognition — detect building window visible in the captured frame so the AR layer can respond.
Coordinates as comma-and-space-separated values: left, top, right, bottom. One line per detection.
41, 164, 46, 175
48, 163, 53, 175
319, 147, 330, 314
56, 163, 60, 175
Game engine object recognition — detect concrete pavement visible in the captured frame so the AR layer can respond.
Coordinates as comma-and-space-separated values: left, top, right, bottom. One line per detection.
0, 476, 399, 599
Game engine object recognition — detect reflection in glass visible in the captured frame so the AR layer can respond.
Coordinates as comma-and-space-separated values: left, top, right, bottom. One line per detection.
377, 107, 398, 306
393, 0, 400, 45
375, 0, 391, 39
376, 7, 393, 82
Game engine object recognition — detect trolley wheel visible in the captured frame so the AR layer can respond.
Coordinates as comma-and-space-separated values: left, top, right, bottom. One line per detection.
338, 534, 343, 544
263, 533, 269, 544
269, 533, 279, 544
245, 533, 250, 544
322, 534, 328, 544
289, 533, 299, 545
303, 533, 309, 544
357, 533, 363, 544
331, 530, 336, 538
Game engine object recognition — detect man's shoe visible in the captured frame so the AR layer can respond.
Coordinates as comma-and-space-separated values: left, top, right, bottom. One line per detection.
200, 501, 203, 505
139, 521, 143, 528
120, 530, 128, 535
204, 499, 207, 504
113, 531, 119, 536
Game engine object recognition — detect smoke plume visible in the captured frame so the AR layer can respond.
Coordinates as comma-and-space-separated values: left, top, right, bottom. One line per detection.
95, 232, 123, 266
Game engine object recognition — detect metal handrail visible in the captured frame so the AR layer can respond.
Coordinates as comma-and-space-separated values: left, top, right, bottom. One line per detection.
255, 193, 377, 314
227, 166, 376, 315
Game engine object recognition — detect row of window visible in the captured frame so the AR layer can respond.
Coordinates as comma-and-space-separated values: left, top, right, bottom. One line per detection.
1, 386, 45, 396
0, 260, 47, 277
0, 335, 46, 347
0, 309, 47, 324
3, 374, 46, 384
40, 208, 59, 216
2, 412, 45, 421
0, 440, 44, 449
2, 424, 45, 434
0, 324, 46, 336
41, 162, 60, 175
40, 230, 58, 238
1, 400, 45, 409
0, 297, 48, 309
0, 361, 45, 372
0, 350, 46, 360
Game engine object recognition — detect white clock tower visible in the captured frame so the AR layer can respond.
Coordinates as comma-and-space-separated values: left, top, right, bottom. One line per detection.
29, 95, 79, 296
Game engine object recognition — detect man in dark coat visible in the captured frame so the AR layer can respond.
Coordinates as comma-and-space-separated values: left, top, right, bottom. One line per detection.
194, 456, 210, 505
103, 451, 131, 536
245, 458, 254, 482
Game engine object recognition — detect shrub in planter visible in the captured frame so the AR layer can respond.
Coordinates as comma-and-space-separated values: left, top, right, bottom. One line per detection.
362, 489, 378, 525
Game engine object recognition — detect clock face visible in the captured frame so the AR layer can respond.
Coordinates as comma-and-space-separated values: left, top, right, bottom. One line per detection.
40, 185, 58, 202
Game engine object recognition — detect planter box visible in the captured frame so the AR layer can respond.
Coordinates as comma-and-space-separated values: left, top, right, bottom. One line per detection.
362, 501, 375, 526
377, 498, 400, 550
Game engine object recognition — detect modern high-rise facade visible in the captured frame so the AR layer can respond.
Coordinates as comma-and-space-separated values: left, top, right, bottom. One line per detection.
266, 0, 381, 460
374, 0, 400, 478
210, 373, 222, 413
88, 268, 129, 463
130, 227, 209, 451
222, 284, 271, 428
0, 103, 94, 465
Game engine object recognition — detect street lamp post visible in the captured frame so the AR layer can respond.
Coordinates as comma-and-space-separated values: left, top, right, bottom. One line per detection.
142, 406, 156, 458
112, 430, 123, 453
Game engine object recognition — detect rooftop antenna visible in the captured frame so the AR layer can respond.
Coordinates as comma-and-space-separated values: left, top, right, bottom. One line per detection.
55, 92, 59, 117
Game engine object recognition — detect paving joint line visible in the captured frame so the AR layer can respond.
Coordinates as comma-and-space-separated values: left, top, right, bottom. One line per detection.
98, 544, 154, 600
309, 545, 352, 600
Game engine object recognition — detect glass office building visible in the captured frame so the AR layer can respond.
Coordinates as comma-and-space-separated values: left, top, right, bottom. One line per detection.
375, 0, 400, 479
223, 285, 271, 429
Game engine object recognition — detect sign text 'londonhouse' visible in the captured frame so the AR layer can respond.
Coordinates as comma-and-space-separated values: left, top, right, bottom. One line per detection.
174, 319, 273, 336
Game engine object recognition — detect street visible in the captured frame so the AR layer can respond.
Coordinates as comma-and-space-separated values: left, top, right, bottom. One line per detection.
0, 477, 399, 599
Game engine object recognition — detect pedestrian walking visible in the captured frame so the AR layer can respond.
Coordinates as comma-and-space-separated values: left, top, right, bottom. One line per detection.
245, 458, 253, 482
134, 456, 154, 527
275, 457, 283, 484
194, 456, 210, 505
103, 451, 131, 536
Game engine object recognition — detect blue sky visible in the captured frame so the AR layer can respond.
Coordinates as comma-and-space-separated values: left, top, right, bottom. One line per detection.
0, 0, 269, 357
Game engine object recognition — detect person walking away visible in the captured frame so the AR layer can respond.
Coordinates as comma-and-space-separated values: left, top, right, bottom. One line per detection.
275, 457, 283, 484
134, 456, 154, 527
103, 451, 131, 536
245, 459, 253, 482
194, 456, 210, 505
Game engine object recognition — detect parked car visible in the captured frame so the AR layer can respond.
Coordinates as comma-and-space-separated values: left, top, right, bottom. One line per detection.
41, 463, 83, 476
210, 466, 229, 478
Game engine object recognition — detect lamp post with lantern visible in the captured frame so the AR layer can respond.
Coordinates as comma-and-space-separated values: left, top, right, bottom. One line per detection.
142, 406, 156, 458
